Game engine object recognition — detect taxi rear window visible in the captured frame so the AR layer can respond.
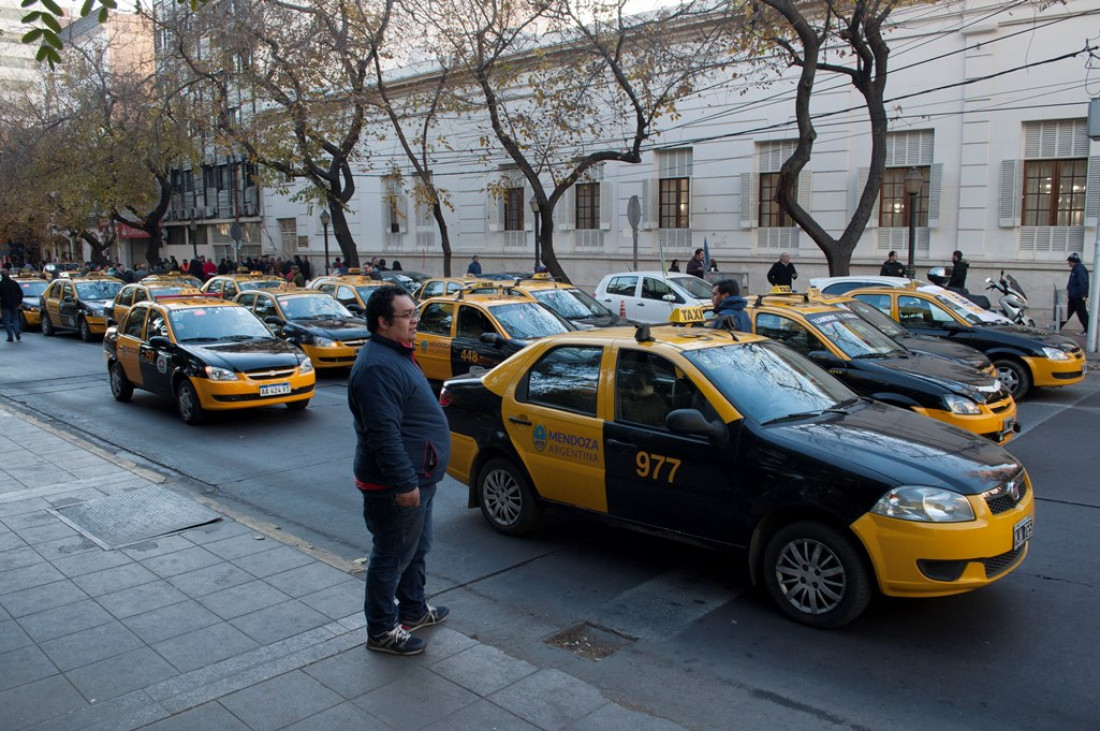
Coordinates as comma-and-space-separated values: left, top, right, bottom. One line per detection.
19, 281, 48, 296
492, 303, 571, 339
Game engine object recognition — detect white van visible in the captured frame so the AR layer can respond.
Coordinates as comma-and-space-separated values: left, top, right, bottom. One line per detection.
593, 271, 714, 323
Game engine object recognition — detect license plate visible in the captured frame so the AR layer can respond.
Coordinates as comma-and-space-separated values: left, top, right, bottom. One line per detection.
1012, 515, 1033, 550
260, 382, 291, 397
1002, 417, 1014, 434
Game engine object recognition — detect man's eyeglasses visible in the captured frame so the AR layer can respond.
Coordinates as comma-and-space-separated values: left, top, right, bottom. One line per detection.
392, 310, 420, 321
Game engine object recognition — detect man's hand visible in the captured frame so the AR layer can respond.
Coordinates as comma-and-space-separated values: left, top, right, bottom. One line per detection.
396, 487, 421, 508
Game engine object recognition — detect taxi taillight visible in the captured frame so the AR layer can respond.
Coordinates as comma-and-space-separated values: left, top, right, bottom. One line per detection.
438, 387, 452, 407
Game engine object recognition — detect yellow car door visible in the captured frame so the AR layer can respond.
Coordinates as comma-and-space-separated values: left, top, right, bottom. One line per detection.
116, 307, 148, 387
414, 301, 456, 382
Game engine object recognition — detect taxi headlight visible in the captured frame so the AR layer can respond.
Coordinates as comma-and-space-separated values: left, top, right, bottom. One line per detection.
1042, 346, 1069, 361
204, 365, 237, 381
311, 336, 337, 347
298, 358, 314, 374
942, 394, 982, 415
871, 486, 975, 523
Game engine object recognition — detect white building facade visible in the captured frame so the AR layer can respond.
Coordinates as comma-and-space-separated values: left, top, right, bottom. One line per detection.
187, 0, 1096, 318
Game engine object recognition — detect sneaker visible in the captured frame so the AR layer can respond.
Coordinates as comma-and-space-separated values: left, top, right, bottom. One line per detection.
400, 604, 450, 631
366, 625, 426, 656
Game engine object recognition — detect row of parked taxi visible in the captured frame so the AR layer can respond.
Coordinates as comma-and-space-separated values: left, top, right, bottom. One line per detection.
17, 265, 1079, 628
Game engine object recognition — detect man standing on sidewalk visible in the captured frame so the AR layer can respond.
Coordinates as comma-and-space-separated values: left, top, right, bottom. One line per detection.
1062, 252, 1089, 334
348, 285, 451, 655
0, 268, 24, 342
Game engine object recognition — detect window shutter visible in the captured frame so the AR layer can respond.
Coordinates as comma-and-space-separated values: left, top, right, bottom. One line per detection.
857, 167, 878, 228
395, 194, 408, 234
1085, 156, 1100, 228
487, 179, 503, 232
525, 186, 533, 232
740, 172, 757, 229
642, 179, 658, 230
998, 160, 1019, 228
927, 163, 943, 228
558, 186, 574, 231
797, 170, 811, 211
599, 182, 612, 231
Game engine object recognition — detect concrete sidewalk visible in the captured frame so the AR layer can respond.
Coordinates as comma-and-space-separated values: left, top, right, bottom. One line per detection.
0, 406, 683, 731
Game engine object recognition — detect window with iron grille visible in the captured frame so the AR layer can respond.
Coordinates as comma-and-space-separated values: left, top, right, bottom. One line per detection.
879, 167, 929, 228
504, 187, 525, 231
1022, 159, 1086, 226
659, 178, 689, 229
576, 183, 599, 229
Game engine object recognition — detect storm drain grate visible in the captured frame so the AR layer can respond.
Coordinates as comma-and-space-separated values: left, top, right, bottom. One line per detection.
50, 485, 221, 550
544, 622, 635, 661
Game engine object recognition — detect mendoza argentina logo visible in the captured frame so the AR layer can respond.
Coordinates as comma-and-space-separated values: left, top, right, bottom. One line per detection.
532, 424, 600, 463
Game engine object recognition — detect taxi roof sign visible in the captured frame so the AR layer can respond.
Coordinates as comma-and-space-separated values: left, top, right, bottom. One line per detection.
669, 306, 708, 324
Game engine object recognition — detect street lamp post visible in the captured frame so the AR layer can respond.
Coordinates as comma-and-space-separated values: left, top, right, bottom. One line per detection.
528, 196, 540, 270
188, 219, 197, 260
319, 209, 331, 275
904, 167, 923, 280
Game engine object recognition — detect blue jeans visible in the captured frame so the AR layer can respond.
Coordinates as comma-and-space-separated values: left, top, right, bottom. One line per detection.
361, 484, 436, 637
1, 307, 19, 340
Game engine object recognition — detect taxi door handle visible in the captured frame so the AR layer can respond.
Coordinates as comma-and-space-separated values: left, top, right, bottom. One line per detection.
607, 438, 636, 449
508, 416, 532, 427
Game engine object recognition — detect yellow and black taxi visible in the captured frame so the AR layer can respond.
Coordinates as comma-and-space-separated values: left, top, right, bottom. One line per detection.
140, 271, 204, 289
307, 271, 386, 315
12, 274, 49, 331
40, 273, 125, 341
235, 289, 371, 370
103, 297, 315, 424
110, 280, 205, 324
744, 293, 1018, 444
847, 282, 1085, 400
808, 291, 995, 374
412, 276, 500, 302
506, 276, 625, 329
201, 270, 294, 300
440, 323, 1035, 628
415, 287, 576, 386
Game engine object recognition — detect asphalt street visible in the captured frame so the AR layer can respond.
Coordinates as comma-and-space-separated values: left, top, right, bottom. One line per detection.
1, 331, 1098, 729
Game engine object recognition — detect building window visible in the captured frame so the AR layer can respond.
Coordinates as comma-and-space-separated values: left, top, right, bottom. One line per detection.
504, 186, 525, 231
659, 178, 689, 229
278, 218, 296, 250
879, 167, 929, 227
759, 173, 797, 227
576, 183, 599, 230
1022, 159, 1087, 227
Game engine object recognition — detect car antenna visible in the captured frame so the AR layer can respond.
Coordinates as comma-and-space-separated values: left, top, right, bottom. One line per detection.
634, 323, 654, 342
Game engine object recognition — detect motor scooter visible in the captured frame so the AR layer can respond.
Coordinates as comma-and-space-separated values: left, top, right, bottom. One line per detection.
984, 271, 1034, 327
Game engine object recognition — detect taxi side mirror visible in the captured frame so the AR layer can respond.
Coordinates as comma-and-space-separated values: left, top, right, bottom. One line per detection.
264, 315, 285, 326
480, 332, 505, 347
808, 350, 845, 368
666, 409, 727, 446
106, 318, 117, 327
148, 336, 171, 349
346, 303, 364, 314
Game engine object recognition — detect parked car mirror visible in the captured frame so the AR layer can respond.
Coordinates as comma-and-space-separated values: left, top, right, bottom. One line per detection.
148, 336, 171, 349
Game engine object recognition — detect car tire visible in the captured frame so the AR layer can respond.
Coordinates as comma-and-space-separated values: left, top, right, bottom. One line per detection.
476, 457, 542, 536
762, 521, 872, 629
994, 358, 1031, 401
41, 313, 55, 336
286, 399, 309, 411
109, 361, 133, 402
79, 317, 93, 342
176, 379, 207, 425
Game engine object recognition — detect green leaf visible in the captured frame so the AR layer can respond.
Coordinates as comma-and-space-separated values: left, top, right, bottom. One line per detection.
42, 14, 62, 33
80, 0, 93, 16
35, 44, 50, 62
40, 0, 62, 15
21, 28, 43, 44
21, 11, 41, 23
21, 0, 38, 8
100, 0, 117, 8
97, 6, 107, 22
44, 29, 62, 49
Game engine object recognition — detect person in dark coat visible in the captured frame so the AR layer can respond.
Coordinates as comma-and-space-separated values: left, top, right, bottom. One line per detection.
1, 268, 24, 342
1062, 252, 1089, 333
710, 279, 750, 332
686, 249, 706, 278
880, 251, 907, 277
766, 252, 798, 290
946, 250, 969, 292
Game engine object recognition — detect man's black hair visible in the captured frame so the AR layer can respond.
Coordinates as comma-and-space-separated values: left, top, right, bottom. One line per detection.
694, 248, 704, 256
713, 279, 741, 297
365, 284, 410, 333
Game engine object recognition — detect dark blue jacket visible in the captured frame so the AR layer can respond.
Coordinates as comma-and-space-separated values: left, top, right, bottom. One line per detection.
1067, 262, 1089, 301
348, 334, 450, 492
712, 295, 751, 332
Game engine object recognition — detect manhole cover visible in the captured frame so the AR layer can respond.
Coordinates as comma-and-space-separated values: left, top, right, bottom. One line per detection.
51, 485, 221, 550
545, 622, 635, 660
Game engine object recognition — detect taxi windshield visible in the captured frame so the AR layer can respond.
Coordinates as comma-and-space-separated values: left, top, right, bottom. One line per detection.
75, 280, 123, 300
241, 279, 288, 291
670, 275, 714, 299
492, 303, 573, 339
931, 290, 1007, 325
148, 286, 196, 297
805, 310, 905, 358
531, 288, 608, 319
685, 341, 857, 423
19, 280, 48, 297
356, 285, 382, 300
279, 295, 352, 320
168, 306, 273, 342
841, 299, 908, 339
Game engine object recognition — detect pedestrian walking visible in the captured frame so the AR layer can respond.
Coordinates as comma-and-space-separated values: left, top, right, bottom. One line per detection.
466, 256, 482, 276
1062, 252, 1089, 334
946, 250, 968, 292
880, 250, 906, 278
0, 268, 24, 342
767, 252, 798, 290
348, 285, 451, 655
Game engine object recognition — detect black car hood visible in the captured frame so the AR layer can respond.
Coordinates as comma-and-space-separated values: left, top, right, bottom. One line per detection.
571, 314, 625, 329
765, 401, 1020, 495
895, 334, 990, 370
286, 318, 371, 340
858, 351, 999, 395
970, 323, 1079, 349
180, 338, 303, 370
